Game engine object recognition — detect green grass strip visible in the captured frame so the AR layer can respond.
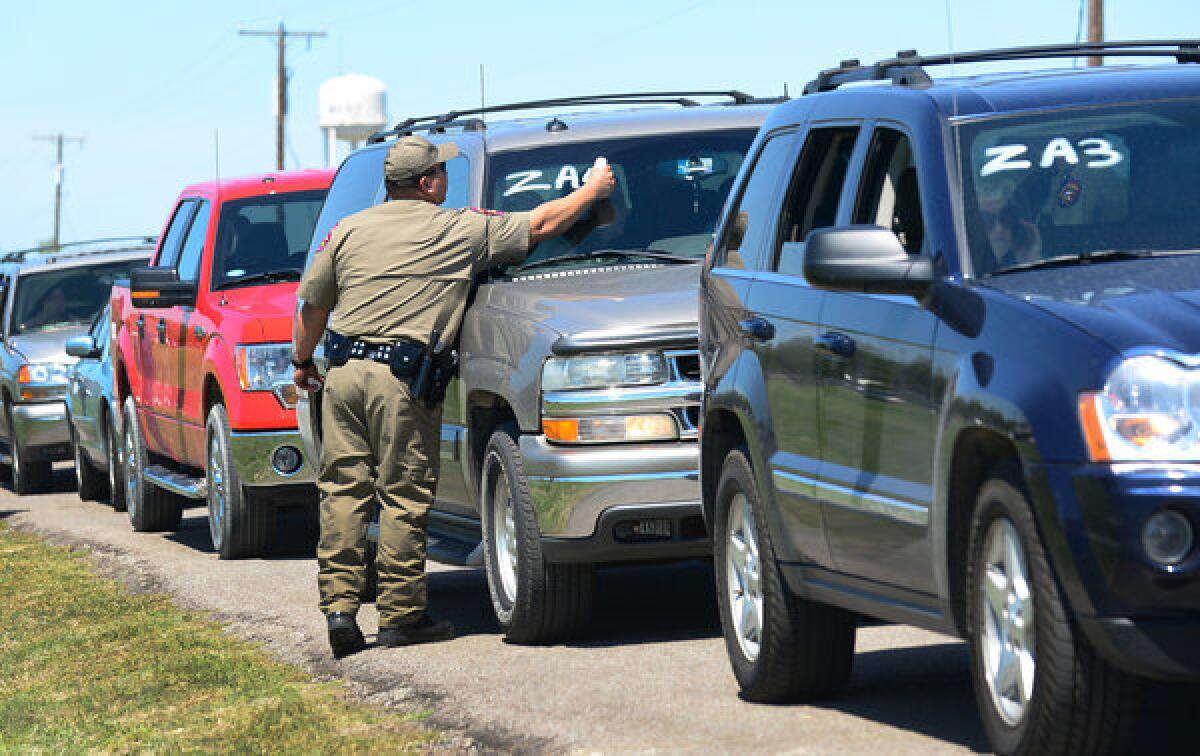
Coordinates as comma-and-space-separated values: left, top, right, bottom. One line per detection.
0, 524, 435, 753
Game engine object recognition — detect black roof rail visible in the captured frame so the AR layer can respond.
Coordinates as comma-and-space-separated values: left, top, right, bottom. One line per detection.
367, 90, 762, 144
804, 39, 1200, 94
1, 235, 157, 264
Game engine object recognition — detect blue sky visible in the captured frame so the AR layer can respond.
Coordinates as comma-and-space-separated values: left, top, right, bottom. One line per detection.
2, 0, 1195, 251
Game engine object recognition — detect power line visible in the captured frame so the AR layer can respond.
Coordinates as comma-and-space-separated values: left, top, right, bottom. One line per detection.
33, 133, 84, 248
239, 21, 326, 170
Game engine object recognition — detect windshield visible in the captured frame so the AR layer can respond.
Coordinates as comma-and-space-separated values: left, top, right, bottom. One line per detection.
957, 99, 1200, 276
11, 259, 146, 336
486, 129, 756, 271
211, 190, 326, 288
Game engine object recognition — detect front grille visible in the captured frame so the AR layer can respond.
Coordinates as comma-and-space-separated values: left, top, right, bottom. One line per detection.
666, 350, 701, 382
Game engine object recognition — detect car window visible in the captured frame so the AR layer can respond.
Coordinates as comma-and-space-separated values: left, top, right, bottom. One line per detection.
12, 259, 149, 335
487, 129, 757, 269
212, 190, 327, 288
714, 133, 795, 271
156, 200, 196, 269
89, 304, 110, 350
176, 200, 211, 283
775, 126, 860, 277
957, 100, 1200, 276
853, 127, 925, 255
306, 149, 383, 264
444, 152, 470, 209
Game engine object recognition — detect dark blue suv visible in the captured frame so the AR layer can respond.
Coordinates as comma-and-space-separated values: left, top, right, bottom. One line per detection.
700, 42, 1200, 755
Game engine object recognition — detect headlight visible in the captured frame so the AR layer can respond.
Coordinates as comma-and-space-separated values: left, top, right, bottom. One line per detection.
18, 363, 70, 386
542, 352, 668, 391
235, 343, 297, 408
1079, 355, 1200, 461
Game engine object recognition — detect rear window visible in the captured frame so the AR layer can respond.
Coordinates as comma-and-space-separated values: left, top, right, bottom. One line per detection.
11, 259, 148, 336
305, 150, 384, 264
211, 190, 326, 289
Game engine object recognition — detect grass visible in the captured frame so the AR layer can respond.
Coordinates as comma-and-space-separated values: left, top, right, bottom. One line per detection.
0, 524, 436, 753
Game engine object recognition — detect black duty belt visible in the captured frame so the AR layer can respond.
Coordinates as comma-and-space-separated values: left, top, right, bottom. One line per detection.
325, 331, 423, 377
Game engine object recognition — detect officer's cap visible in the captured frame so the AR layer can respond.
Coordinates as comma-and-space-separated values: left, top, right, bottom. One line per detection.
384, 135, 460, 184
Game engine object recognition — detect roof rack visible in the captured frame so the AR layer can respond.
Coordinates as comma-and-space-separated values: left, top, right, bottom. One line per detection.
1, 235, 157, 264
804, 39, 1200, 94
367, 90, 766, 144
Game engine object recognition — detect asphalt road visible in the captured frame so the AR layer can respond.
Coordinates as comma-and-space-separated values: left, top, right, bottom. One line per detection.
4, 467, 1192, 753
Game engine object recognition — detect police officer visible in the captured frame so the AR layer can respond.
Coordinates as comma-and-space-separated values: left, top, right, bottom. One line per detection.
292, 135, 615, 657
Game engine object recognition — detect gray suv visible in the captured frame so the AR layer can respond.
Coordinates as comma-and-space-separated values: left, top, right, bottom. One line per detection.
299, 92, 775, 642
0, 238, 154, 493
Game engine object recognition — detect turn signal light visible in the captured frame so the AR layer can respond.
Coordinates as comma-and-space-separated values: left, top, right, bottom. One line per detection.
542, 414, 678, 444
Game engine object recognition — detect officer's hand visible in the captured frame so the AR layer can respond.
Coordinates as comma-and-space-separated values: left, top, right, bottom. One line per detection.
585, 161, 616, 199
294, 365, 324, 393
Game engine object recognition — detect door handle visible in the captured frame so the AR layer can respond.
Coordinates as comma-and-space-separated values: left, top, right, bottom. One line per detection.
156, 319, 167, 345
815, 330, 856, 358
738, 316, 776, 342
136, 315, 145, 341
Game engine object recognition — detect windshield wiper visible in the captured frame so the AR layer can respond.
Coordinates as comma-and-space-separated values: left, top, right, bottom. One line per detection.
514, 248, 696, 274
986, 249, 1191, 275
216, 269, 304, 289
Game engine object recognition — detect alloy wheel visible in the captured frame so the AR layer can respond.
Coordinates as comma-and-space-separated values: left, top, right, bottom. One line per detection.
979, 516, 1036, 727
207, 432, 228, 551
490, 455, 519, 604
726, 491, 764, 662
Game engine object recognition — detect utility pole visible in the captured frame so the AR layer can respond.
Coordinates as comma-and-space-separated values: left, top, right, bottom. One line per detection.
239, 22, 325, 170
1088, 0, 1104, 67
33, 133, 84, 249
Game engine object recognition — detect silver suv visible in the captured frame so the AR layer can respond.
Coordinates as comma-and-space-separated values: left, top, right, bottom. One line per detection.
0, 238, 153, 493
299, 92, 775, 642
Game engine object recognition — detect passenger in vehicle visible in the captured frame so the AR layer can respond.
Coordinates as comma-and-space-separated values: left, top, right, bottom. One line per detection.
979, 183, 1042, 271
24, 285, 68, 330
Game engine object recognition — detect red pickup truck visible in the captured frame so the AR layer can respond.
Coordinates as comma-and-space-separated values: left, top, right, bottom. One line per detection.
111, 170, 332, 557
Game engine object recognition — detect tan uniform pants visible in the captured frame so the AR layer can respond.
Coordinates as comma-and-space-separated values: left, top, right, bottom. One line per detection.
317, 359, 442, 628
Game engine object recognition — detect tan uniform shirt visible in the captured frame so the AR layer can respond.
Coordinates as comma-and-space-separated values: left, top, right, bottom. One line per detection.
298, 200, 531, 345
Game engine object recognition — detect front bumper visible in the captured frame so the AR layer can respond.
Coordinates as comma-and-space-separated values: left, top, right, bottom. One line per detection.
1035, 461, 1200, 681
228, 430, 316, 487
519, 435, 708, 561
11, 401, 71, 459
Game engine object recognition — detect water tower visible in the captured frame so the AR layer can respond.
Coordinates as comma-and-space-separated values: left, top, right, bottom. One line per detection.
318, 74, 387, 166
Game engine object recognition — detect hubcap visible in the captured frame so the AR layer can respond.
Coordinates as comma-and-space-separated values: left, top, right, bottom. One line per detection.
726, 492, 763, 662
208, 433, 227, 548
123, 422, 139, 519
979, 517, 1036, 727
489, 453, 519, 604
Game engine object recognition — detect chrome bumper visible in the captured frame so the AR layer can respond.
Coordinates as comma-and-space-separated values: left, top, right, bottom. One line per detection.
11, 401, 70, 450
519, 435, 700, 537
228, 430, 316, 487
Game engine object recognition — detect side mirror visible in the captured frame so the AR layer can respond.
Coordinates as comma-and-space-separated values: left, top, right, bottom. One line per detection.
129, 266, 195, 309
65, 335, 100, 359
803, 225, 933, 298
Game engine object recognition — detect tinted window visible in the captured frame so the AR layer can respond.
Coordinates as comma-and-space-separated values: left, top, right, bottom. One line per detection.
12, 260, 149, 335
776, 127, 859, 276
715, 134, 794, 271
306, 150, 383, 262
212, 190, 326, 288
176, 200, 211, 283
853, 128, 924, 254
957, 100, 1200, 276
487, 129, 757, 269
156, 200, 196, 268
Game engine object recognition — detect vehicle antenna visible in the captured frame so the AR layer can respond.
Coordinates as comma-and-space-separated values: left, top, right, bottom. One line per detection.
946, 0, 968, 277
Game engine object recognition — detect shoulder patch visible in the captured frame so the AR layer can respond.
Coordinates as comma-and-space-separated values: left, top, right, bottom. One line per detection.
469, 207, 506, 217
315, 223, 338, 253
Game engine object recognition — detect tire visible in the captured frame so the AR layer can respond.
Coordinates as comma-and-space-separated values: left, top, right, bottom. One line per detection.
714, 447, 856, 703
966, 465, 1142, 755
205, 403, 276, 559
71, 419, 106, 501
361, 537, 379, 604
6, 404, 51, 495
106, 411, 127, 512
480, 424, 594, 644
121, 396, 182, 532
